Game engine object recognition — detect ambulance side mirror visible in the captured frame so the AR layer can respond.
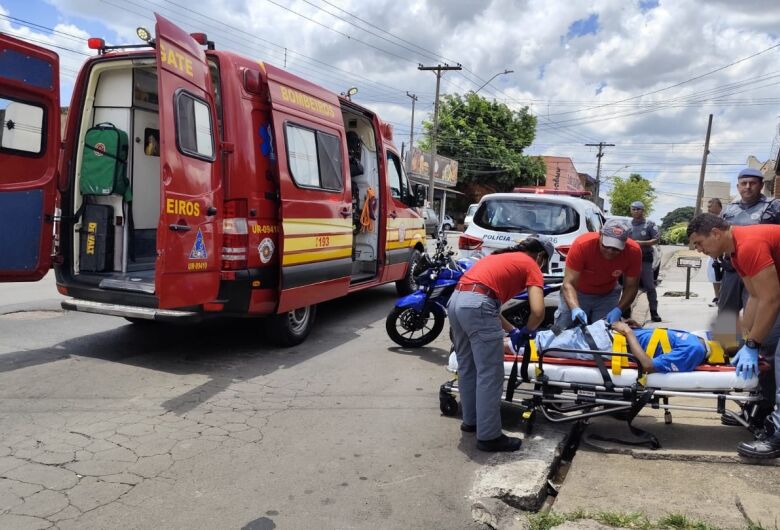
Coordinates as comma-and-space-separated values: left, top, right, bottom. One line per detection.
413, 184, 425, 207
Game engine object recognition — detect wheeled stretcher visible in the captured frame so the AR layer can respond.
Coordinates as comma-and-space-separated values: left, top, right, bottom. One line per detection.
440, 331, 767, 448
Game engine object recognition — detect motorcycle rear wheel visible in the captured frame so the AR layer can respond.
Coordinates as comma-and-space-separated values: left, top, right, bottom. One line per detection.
386, 306, 445, 348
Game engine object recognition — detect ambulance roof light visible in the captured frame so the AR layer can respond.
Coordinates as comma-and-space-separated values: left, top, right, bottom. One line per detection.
190, 32, 208, 45
136, 27, 152, 44
190, 32, 215, 50
87, 38, 105, 52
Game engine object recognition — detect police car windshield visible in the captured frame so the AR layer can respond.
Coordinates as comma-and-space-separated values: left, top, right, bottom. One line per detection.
475, 199, 580, 235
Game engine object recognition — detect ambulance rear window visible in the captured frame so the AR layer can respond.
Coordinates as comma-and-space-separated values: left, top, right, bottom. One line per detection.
285, 123, 343, 192
0, 96, 44, 155
175, 91, 214, 161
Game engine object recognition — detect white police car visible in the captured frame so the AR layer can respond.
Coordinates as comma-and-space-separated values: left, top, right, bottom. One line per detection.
458, 190, 606, 278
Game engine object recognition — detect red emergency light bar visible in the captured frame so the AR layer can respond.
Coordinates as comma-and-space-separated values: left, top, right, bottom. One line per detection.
512, 187, 592, 197
87, 38, 105, 50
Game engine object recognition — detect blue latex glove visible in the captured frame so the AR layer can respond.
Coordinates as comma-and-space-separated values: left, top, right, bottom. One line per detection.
508, 327, 535, 352
571, 307, 588, 326
605, 307, 623, 325
731, 344, 759, 380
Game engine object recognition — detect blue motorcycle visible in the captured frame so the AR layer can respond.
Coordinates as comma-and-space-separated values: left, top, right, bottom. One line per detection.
385, 238, 561, 348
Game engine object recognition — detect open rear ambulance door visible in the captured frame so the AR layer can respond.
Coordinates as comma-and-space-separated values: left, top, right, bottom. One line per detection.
154, 14, 222, 308
0, 34, 60, 282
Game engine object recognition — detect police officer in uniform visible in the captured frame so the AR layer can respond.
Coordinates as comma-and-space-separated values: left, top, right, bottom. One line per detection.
718, 168, 779, 315
628, 200, 662, 322
719, 167, 780, 427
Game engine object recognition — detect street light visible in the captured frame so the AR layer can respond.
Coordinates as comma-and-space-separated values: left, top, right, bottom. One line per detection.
474, 69, 514, 94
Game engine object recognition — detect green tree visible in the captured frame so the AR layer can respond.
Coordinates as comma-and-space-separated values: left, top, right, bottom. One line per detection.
660, 206, 695, 232
418, 92, 544, 193
665, 221, 689, 245
607, 173, 657, 216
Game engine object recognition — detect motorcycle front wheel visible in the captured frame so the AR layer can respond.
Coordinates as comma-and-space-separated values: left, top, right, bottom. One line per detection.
386, 306, 445, 348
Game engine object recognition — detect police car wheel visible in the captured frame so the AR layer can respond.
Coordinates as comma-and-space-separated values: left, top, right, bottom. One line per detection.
395, 249, 423, 296
268, 305, 317, 347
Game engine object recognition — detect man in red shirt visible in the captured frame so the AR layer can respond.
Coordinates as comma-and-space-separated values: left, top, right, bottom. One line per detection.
688, 213, 780, 458
555, 218, 642, 329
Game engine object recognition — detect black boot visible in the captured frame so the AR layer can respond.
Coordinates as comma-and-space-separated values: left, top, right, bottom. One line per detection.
737, 432, 780, 459
650, 313, 662, 322
476, 434, 522, 452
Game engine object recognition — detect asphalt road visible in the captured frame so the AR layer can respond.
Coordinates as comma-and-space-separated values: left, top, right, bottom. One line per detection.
0, 270, 485, 529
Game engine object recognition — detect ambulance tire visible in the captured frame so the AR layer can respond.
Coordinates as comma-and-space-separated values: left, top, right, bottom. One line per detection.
124, 317, 156, 326
395, 249, 423, 296
267, 305, 317, 347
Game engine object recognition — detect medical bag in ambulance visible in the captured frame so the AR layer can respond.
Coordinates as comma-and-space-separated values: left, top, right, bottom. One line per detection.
78, 204, 114, 272
79, 123, 131, 200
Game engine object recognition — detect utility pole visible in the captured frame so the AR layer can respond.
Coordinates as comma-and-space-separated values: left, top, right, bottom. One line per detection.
406, 92, 417, 154
695, 114, 714, 216
585, 142, 615, 199
419, 63, 462, 208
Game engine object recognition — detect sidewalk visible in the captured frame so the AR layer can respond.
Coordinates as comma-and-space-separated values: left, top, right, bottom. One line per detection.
550, 247, 780, 529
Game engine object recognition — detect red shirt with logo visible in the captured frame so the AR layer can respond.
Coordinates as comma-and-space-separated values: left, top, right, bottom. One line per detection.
730, 225, 780, 286
565, 232, 642, 295
461, 252, 544, 304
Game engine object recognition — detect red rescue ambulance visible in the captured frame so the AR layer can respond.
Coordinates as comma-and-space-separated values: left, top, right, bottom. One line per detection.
0, 14, 426, 345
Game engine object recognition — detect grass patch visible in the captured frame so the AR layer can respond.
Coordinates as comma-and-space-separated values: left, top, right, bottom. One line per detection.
596, 511, 651, 529
656, 513, 719, 530
528, 510, 724, 530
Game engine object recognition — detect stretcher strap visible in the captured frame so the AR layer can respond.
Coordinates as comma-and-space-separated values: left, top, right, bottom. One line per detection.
506, 337, 531, 403
581, 325, 614, 391
611, 335, 628, 375
645, 328, 672, 358
588, 389, 661, 449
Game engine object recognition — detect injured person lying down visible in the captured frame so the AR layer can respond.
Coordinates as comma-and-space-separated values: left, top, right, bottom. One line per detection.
531, 319, 709, 374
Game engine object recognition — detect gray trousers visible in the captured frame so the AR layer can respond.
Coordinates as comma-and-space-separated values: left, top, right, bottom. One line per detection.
447, 290, 505, 440
640, 260, 658, 314
770, 342, 780, 430
554, 287, 621, 329
718, 268, 780, 422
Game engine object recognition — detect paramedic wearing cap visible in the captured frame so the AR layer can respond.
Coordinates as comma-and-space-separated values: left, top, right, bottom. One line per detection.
555, 218, 642, 329
688, 214, 780, 459
447, 237, 552, 452
628, 201, 662, 322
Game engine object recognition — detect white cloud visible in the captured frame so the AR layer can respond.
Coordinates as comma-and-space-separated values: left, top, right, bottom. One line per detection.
5, 0, 780, 220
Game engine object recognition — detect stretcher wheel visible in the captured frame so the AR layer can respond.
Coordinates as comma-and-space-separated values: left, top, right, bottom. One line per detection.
440, 394, 459, 416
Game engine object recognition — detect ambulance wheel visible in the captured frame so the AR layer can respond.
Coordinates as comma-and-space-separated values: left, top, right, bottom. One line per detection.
395, 249, 423, 296
268, 305, 317, 347
440, 394, 459, 417
386, 307, 445, 348
124, 317, 155, 326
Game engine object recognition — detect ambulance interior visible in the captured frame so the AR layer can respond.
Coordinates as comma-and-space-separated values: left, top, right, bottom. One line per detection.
71, 61, 161, 294
343, 112, 380, 282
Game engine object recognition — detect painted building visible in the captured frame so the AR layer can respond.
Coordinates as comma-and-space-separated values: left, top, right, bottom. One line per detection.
540, 156, 585, 192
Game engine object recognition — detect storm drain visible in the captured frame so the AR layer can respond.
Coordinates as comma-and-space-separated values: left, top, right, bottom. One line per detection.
0, 310, 65, 321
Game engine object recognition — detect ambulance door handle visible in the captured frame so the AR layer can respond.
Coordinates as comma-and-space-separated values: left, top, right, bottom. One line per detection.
339, 206, 350, 217
169, 223, 192, 232
206, 206, 218, 216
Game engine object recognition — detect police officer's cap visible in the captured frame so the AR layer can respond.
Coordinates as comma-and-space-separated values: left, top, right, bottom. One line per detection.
737, 168, 764, 180
630, 201, 645, 210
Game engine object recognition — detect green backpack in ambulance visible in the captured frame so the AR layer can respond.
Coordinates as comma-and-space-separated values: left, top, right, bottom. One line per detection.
80, 122, 132, 201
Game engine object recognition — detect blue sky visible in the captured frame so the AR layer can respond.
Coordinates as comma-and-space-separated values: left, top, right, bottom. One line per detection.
3, 0, 778, 221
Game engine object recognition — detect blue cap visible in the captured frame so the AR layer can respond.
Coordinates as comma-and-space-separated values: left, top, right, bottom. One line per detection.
738, 168, 764, 180
630, 201, 645, 210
